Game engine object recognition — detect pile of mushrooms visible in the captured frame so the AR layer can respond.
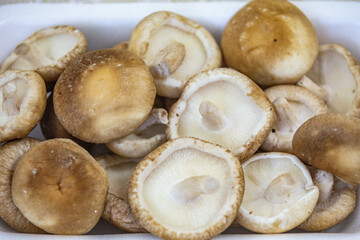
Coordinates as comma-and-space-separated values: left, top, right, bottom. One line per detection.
0, 0, 359, 238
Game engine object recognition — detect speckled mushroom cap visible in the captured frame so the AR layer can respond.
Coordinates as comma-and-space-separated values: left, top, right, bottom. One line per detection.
129, 137, 244, 240
237, 152, 319, 233
0, 25, 87, 90
129, 11, 221, 98
301, 44, 360, 118
167, 68, 275, 162
261, 85, 329, 153
0, 70, 47, 143
221, 0, 318, 87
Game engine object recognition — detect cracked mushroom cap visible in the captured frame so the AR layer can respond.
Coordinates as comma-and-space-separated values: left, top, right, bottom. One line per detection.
53, 49, 156, 143
129, 11, 221, 98
298, 167, 357, 231
0, 138, 44, 233
299, 44, 360, 118
129, 137, 244, 240
106, 108, 168, 158
11, 138, 108, 235
292, 113, 360, 185
0, 25, 87, 90
237, 152, 319, 233
95, 154, 145, 233
167, 68, 275, 162
0, 70, 47, 143
221, 0, 318, 87
262, 85, 329, 153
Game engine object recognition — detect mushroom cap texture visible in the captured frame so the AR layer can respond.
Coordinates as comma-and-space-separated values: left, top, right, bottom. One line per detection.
53, 48, 156, 143
11, 138, 108, 235
293, 113, 360, 185
221, 0, 318, 86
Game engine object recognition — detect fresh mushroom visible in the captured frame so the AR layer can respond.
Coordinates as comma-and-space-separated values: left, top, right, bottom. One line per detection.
112, 41, 129, 50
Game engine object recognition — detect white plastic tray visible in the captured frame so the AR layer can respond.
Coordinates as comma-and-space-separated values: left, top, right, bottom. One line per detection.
0, 1, 359, 239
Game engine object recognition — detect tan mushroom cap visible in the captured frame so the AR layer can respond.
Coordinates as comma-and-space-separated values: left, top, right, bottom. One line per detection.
11, 139, 108, 235
299, 44, 360, 117
167, 68, 275, 162
53, 49, 156, 143
129, 137, 244, 240
106, 108, 168, 158
0, 138, 44, 233
0, 70, 47, 143
129, 11, 221, 98
112, 41, 129, 50
221, 0, 318, 87
0, 25, 87, 90
293, 113, 360, 185
95, 154, 145, 232
237, 152, 319, 233
298, 168, 357, 231
262, 85, 329, 153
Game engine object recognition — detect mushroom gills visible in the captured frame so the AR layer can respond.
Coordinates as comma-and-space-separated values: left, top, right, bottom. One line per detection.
0, 78, 28, 118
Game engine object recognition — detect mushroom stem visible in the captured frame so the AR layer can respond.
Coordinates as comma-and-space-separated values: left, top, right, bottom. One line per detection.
273, 98, 300, 132
170, 175, 220, 203
199, 101, 229, 131
297, 76, 329, 101
14, 43, 53, 67
264, 173, 295, 204
135, 108, 168, 134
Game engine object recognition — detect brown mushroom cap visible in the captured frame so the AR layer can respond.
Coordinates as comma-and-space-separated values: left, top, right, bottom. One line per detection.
262, 85, 329, 153
221, 0, 318, 86
112, 41, 129, 50
0, 138, 44, 233
292, 113, 360, 185
0, 70, 47, 143
11, 139, 108, 235
0, 25, 88, 90
53, 49, 156, 143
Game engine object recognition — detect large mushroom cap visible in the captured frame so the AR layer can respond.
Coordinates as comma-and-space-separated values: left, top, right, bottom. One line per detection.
53, 49, 156, 143
221, 0, 318, 86
167, 68, 275, 162
0, 25, 87, 90
129, 11, 221, 98
292, 113, 360, 185
129, 137, 244, 240
237, 152, 319, 233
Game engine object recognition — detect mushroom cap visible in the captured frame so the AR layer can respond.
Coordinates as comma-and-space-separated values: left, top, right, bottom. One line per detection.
0, 138, 44, 233
129, 11, 221, 98
0, 25, 87, 90
305, 44, 360, 118
11, 138, 108, 235
112, 41, 129, 50
0, 70, 47, 143
262, 85, 329, 153
53, 49, 156, 143
237, 152, 319, 233
292, 113, 360, 185
106, 108, 168, 158
167, 68, 275, 162
129, 137, 244, 240
221, 0, 318, 86
298, 168, 357, 231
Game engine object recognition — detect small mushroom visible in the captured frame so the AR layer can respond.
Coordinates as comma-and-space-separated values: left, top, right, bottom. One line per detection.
129, 11, 221, 98
11, 139, 108, 235
262, 85, 329, 153
128, 137, 244, 240
0, 25, 87, 90
167, 68, 275, 162
95, 154, 145, 233
221, 0, 318, 86
106, 108, 168, 158
236, 152, 319, 233
0, 138, 44, 233
298, 167, 357, 231
112, 41, 129, 50
0, 70, 47, 143
298, 44, 360, 117
53, 49, 156, 143
292, 113, 360, 185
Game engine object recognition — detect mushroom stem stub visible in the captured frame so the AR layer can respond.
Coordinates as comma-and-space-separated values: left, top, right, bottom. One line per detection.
199, 101, 229, 131
170, 175, 220, 203
264, 173, 295, 204
14, 43, 53, 67
297, 76, 329, 101
149, 41, 186, 79
273, 98, 300, 132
